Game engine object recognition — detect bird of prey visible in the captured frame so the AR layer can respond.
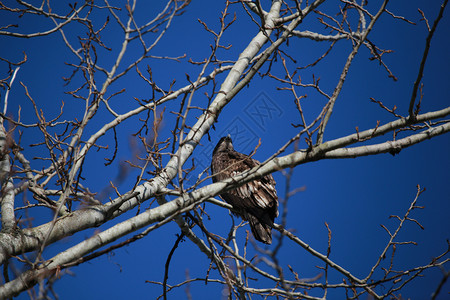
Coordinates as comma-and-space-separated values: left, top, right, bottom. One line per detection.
211, 135, 278, 244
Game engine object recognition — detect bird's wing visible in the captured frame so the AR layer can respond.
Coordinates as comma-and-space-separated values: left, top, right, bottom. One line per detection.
223, 151, 278, 212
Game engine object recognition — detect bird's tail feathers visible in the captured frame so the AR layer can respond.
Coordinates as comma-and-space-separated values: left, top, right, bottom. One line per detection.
247, 214, 272, 244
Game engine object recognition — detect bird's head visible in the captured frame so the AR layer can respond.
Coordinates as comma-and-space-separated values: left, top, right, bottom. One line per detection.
213, 134, 234, 155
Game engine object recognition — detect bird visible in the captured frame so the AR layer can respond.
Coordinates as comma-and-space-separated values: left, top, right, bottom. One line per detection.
211, 135, 278, 244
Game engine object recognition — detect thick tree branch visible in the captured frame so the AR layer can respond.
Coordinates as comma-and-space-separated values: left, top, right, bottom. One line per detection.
0, 124, 15, 232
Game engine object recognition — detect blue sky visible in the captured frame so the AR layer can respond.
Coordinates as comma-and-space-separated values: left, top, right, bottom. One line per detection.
1, 1, 449, 299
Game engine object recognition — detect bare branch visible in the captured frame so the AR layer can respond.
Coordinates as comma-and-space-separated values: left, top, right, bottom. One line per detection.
408, 0, 448, 120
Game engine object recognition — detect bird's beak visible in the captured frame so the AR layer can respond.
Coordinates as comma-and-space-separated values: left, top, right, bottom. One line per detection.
227, 134, 231, 138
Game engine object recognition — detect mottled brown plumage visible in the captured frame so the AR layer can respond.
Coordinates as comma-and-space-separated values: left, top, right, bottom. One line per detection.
211, 136, 278, 244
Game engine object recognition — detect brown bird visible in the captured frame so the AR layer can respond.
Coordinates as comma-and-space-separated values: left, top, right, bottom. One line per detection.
211, 135, 278, 244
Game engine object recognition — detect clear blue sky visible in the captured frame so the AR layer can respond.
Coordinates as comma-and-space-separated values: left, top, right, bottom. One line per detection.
1, 1, 449, 299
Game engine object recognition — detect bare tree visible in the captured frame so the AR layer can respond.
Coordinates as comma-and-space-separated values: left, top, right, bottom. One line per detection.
0, 0, 449, 299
